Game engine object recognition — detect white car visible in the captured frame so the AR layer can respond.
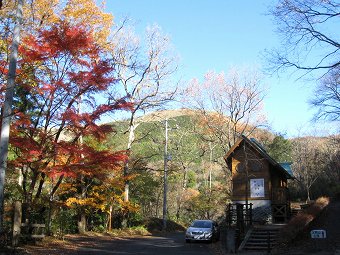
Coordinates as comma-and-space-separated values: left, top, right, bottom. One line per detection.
185, 220, 220, 243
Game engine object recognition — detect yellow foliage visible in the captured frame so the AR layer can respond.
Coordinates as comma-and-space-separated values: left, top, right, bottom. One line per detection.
182, 188, 200, 202
1, 0, 113, 48
125, 173, 138, 181
56, 182, 77, 197
0, 0, 59, 34
65, 197, 79, 206
65, 196, 106, 211
64, 176, 128, 213
23, 0, 60, 28
119, 200, 140, 215
61, 0, 114, 48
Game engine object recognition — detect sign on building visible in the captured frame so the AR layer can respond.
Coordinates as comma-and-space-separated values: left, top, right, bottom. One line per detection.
250, 178, 264, 198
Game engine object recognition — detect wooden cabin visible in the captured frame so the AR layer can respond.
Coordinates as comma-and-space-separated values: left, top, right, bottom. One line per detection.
224, 135, 293, 223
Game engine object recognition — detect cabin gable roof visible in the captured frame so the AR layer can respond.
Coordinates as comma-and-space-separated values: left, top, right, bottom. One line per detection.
224, 135, 293, 179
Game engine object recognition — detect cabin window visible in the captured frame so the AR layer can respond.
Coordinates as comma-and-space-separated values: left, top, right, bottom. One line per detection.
236, 162, 245, 172
236, 161, 262, 172
250, 160, 262, 171
280, 180, 287, 187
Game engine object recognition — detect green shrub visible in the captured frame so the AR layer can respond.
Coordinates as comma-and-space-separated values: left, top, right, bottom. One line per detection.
91, 224, 106, 233
50, 208, 78, 238
108, 225, 150, 236
127, 211, 143, 227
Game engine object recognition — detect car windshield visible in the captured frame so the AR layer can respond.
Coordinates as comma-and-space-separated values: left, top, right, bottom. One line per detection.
191, 221, 212, 228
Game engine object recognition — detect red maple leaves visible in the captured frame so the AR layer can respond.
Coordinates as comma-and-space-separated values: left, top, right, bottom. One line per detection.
20, 22, 98, 61
5, 21, 132, 202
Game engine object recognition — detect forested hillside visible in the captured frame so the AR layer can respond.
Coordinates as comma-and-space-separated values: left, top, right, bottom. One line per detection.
3, 107, 339, 236
102, 109, 340, 226
103, 109, 231, 225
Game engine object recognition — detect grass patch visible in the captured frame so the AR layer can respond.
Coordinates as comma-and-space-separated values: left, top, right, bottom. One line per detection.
143, 217, 186, 233
106, 218, 186, 236
108, 226, 150, 237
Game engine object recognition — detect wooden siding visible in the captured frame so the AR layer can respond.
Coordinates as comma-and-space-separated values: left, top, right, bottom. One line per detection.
231, 146, 272, 201
272, 187, 289, 203
225, 136, 291, 222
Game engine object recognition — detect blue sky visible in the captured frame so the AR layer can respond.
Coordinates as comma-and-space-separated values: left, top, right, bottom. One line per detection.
105, 0, 337, 137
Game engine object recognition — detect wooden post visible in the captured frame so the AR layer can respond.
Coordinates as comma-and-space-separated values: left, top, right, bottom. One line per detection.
236, 203, 244, 233
249, 203, 253, 226
12, 201, 22, 246
226, 203, 231, 226
226, 227, 236, 253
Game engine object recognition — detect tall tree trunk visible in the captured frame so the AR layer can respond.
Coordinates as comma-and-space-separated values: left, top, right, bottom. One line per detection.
78, 213, 86, 234
107, 205, 112, 232
23, 171, 39, 225
77, 98, 86, 233
176, 165, 188, 221
124, 123, 136, 203
122, 122, 139, 227
0, 0, 24, 231
46, 200, 53, 236
156, 189, 162, 218
77, 175, 86, 234
306, 185, 311, 203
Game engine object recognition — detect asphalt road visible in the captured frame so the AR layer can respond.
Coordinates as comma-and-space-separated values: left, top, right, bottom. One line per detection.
74, 232, 214, 255
20, 232, 216, 255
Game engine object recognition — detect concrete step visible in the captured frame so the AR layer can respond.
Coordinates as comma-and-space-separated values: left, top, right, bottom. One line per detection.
248, 238, 277, 242
244, 245, 273, 250
252, 229, 280, 233
251, 232, 278, 236
245, 243, 277, 247
250, 234, 277, 239
239, 225, 284, 253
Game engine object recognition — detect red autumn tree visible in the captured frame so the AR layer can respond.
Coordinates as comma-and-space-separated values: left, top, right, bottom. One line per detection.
4, 21, 131, 225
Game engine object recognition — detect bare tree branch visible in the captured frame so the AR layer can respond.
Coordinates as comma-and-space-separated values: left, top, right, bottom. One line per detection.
267, 0, 340, 75
109, 23, 178, 203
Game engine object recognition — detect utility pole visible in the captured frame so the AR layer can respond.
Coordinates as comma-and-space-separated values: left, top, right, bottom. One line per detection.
208, 142, 216, 191
209, 142, 212, 191
163, 118, 168, 231
0, 0, 24, 231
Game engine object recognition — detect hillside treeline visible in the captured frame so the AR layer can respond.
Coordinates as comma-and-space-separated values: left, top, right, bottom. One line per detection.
5, 110, 338, 236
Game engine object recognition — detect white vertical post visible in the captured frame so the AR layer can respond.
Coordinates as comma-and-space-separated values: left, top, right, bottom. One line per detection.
162, 119, 168, 231
209, 142, 212, 191
0, 0, 24, 231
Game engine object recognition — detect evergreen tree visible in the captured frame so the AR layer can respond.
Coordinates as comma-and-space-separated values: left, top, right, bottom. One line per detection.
267, 134, 292, 162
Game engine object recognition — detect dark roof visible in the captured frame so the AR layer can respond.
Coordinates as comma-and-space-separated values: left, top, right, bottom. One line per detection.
224, 135, 294, 179
279, 162, 294, 177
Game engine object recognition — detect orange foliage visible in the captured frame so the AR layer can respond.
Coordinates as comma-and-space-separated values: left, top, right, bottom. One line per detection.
182, 188, 200, 202
7, 21, 130, 208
